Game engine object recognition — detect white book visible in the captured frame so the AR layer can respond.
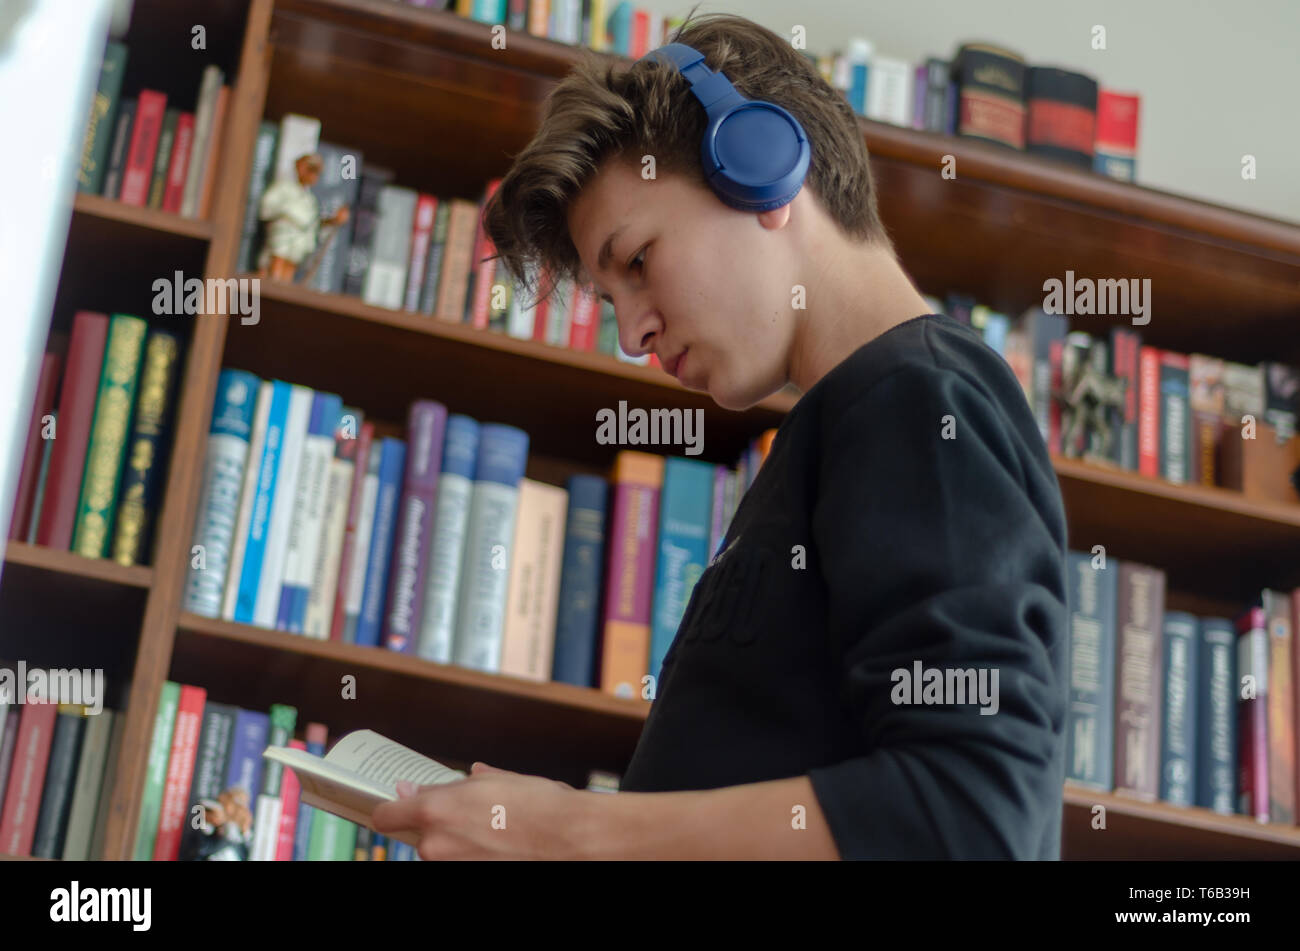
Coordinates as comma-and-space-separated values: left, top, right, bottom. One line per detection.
362, 185, 418, 310
262, 730, 464, 848
499, 479, 568, 681
342, 448, 382, 642
180, 65, 224, 217
304, 454, 356, 639
544, 278, 571, 347
272, 113, 322, 186
221, 382, 274, 621
452, 479, 523, 673
505, 278, 537, 339
253, 385, 313, 628
62, 710, 116, 861
415, 467, 475, 663
277, 398, 337, 631
249, 793, 283, 861
866, 56, 912, 127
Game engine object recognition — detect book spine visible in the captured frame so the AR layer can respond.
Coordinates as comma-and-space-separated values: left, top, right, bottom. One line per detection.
1196, 617, 1237, 814
132, 681, 180, 860
152, 684, 206, 860
71, 314, 149, 558
403, 194, 438, 312
383, 401, 449, 653
1108, 327, 1141, 470
342, 167, 396, 297
1064, 550, 1117, 790
924, 58, 950, 132
291, 724, 327, 861
303, 410, 362, 638
551, 474, 608, 687
181, 65, 224, 217
567, 283, 598, 351
355, 438, 408, 647
9, 352, 61, 540
1114, 562, 1165, 800
254, 385, 313, 627
505, 273, 537, 339
452, 424, 531, 671
161, 112, 195, 214
954, 44, 1026, 149
648, 457, 713, 687
196, 85, 230, 220
87, 713, 128, 860
417, 201, 452, 315
110, 329, 183, 566
0, 700, 58, 856
330, 421, 375, 641
466, 180, 504, 328
274, 739, 306, 860
1024, 66, 1097, 170
1264, 590, 1295, 824
31, 705, 88, 858
415, 415, 480, 662
230, 380, 292, 624
434, 199, 479, 322
1138, 345, 1161, 478
23, 410, 58, 544
222, 710, 270, 827
60, 709, 115, 860
1094, 89, 1140, 182
119, 89, 167, 206
1159, 611, 1199, 806
37, 313, 108, 549
146, 108, 180, 209
341, 429, 382, 643
77, 42, 128, 194
217, 379, 273, 621
302, 141, 362, 292
176, 702, 235, 861
277, 392, 342, 632
235, 122, 279, 273
1236, 606, 1270, 821
250, 704, 296, 860
1188, 354, 1224, 487
100, 98, 135, 200
362, 185, 418, 309
499, 479, 569, 680
1158, 351, 1191, 484
0, 706, 18, 834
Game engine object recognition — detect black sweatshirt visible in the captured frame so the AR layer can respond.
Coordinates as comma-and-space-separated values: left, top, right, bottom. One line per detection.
619, 313, 1070, 859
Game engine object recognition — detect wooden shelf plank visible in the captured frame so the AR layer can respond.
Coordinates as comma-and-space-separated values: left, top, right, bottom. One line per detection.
72, 193, 214, 241
2, 542, 153, 589
1062, 783, 1300, 859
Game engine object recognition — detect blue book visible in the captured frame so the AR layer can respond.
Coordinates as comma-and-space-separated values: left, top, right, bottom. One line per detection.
355, 438, 407, 647
648, 457, 714, 687
982, 311, 1009, 356
552, 474, 609, 687
607, 1, 632, 55
1063, 549, 1117, 791
1159, 611, 1199, 806
1196, 617, 1237, 814
233, 380, 293, 625
223, 709, 271, 819
291, 728, 327, 862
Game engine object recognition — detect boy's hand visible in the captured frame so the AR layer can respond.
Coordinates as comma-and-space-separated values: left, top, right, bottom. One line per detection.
371, 763, 591, 860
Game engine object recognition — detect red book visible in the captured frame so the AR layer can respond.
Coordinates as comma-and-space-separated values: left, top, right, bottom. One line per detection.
631, 9, 650, 57
405, 194, 438, 312
161, 112, 196, 214
9, 351, 63, 540
152, 684, 207, 860
196, 86, 230, 220
1137, 345, 1161, 478
568, 283, 599, 351
119, 89, 167, 206
1096, 90, 1140, 156
532, 267, 553, 343
0, 701, 57, 856
35, 312, 108, 549
1237, 606, 1270, 822
330, 422, 376, 642
274, 738, 306, 860
467, 179, 503, 329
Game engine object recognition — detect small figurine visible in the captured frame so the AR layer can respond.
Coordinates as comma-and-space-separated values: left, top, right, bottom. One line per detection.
188, 786, 255, 861
257, 153, 349, 282
1057, 335, 1126, 461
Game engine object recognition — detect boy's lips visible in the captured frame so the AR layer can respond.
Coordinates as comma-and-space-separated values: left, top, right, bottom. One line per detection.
665, 349, 687, 380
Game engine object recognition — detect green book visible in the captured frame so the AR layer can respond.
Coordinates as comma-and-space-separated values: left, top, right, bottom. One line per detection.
147, 108, 181, 209
133, 681, 181, 861
77, 41, 128, 194
251, 704, 297, 859
307, 810, 357, 861
72, 313, 148, 558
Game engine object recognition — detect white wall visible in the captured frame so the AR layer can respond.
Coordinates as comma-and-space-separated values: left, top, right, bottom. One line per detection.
695, 0, 1300, 224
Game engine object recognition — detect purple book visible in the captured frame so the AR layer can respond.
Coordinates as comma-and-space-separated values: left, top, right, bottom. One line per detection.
222, 709, 270, 811
382, 400, 449, 653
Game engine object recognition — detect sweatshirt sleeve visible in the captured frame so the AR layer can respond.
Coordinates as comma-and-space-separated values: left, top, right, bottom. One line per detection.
806, 361, 1068, 859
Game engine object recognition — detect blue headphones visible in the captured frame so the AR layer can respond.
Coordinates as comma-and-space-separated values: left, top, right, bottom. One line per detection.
641, 42, 811, 213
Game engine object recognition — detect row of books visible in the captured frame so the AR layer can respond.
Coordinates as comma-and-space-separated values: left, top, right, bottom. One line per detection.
0, 696, 124, 860
184, 369, 774, 695
925, 294, 1300, 495
1063, 551, 1299, 826
238, 114, 656, 367
431, 0, 685, 54
8, 312, 183, 567
78, 42, 230, 219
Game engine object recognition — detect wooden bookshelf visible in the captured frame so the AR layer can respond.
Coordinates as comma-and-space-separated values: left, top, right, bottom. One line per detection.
7, 0, 1299, 861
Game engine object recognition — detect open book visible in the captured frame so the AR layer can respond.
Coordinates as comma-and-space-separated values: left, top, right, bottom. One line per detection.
262, 729, 465, 849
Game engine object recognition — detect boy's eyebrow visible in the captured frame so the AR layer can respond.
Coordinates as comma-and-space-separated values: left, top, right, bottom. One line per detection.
597, 226, 626, 274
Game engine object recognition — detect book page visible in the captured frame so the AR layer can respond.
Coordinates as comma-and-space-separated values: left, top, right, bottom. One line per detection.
323, 729, 466, 787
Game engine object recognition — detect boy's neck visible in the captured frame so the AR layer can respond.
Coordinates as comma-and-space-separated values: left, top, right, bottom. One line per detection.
786, 240, 932, 395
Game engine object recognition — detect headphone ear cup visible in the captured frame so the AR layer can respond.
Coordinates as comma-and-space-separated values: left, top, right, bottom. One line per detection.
705, 102, 811, 212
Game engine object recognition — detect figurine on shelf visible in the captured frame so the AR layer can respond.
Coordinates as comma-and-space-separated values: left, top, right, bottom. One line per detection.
186, 786, 254, 861
1057, 334, 1126, 462
257, 152, 349, 282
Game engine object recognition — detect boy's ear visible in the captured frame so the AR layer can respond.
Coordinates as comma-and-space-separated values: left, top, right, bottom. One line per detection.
757, 203, 792, 232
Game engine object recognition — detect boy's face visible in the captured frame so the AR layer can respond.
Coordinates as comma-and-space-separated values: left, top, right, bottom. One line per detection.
568, 157, 797, 411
